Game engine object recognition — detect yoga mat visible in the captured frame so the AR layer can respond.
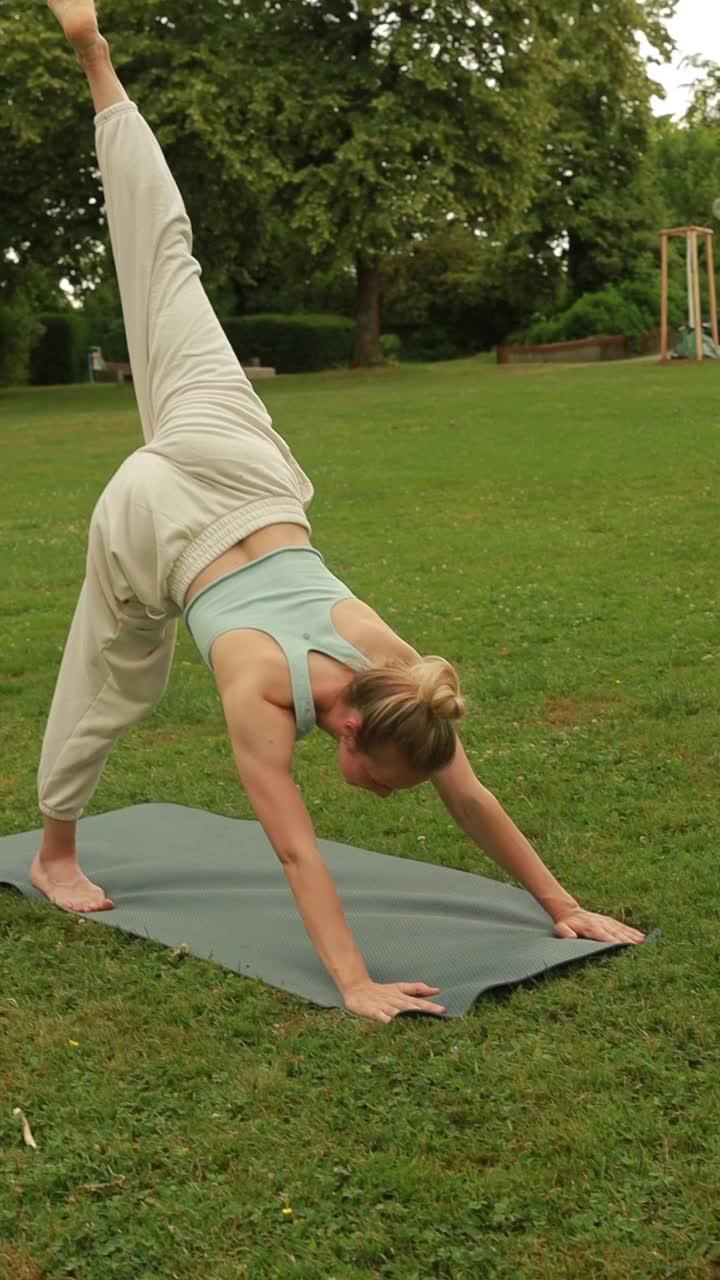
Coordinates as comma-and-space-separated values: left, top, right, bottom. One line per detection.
0, 804, 644, 1018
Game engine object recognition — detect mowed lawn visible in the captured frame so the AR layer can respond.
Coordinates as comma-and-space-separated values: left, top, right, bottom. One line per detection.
1, 356, 718, 1279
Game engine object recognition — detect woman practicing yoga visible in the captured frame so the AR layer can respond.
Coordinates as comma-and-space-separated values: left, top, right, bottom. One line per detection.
35, 0, 644, 1022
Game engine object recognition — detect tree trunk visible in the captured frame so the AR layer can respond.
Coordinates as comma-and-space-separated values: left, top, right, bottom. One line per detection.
353, 255, 384, 367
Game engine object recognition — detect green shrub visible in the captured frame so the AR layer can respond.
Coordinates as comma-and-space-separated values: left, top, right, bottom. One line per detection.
509, 314, 567, 346
79, 277, 129, 364
93, 323, 129, 364
222, 313, 355, 373
563, 287, 646, 345
620, 275, 686, 330
389, 323, 463, 362
507, 276, 688, 350
380, 333, 402, 363
29, 312, 91, 385
0, 300, 44, 387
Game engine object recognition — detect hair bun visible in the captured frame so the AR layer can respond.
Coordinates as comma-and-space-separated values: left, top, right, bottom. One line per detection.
346, 655, 466, 771
410, 656, 467, 721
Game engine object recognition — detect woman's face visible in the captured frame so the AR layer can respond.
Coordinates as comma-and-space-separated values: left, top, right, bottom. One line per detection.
338, 737, 430, 798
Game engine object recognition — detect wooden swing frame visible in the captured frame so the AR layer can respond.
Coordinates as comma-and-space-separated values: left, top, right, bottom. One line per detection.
660, 225, 719, 363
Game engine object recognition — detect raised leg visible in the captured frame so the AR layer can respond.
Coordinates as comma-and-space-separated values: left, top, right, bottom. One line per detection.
48, 1, 129, 112
35, 2, 174, 911
52, 0, 269, 452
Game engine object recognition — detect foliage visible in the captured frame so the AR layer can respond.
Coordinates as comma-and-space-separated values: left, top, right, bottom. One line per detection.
393, 323, 463, 363
236, 0, 559, 363
78, 276, 130, 363
531, 0, 675, 297
379, 333, 402, 363
459, 0, 678, 336
245, 1, 554, 259
653, 114, 720, 229
5, 1, 710, 364
682, 56, 720, 126
29, 312, 91, 386
1, 0, 559, 365
0, 299, 42, 387
0, 257, 61, 385
242, 254, 356, 321
509, 275, 687, 346
379, 2, 683, 349
222, 313, 355, 374
381, 220, 570, 352
0, 5, 101, 293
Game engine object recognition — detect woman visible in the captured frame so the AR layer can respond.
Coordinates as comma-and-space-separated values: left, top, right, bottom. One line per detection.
34, 0, 645, 1023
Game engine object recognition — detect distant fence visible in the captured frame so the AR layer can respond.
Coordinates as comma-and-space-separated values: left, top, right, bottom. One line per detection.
496, 328, 673, 366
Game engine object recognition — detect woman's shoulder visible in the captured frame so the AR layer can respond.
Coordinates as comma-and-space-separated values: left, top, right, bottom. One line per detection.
332, 596, 420, 668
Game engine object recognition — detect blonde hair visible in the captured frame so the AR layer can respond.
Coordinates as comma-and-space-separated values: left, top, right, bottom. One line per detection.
345, 656, 467, 772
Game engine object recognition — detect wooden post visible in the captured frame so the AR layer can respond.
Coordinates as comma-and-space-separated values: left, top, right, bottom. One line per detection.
691, 231, 703, 361
660, 232, 669, 362
706, 232, 719, 349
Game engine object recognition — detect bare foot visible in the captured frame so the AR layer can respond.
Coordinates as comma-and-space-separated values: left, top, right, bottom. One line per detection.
47, 0, 103, 57
31, 852, 114, 913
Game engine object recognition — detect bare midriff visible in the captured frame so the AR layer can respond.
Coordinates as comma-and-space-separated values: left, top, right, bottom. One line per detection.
183, 523, 312, 609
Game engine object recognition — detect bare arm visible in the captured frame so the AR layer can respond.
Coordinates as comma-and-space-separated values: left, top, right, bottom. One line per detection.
221, 683, 446, 1015
433, 740, 578, 918
221, 682, 371, 995
433, 740, 645, 944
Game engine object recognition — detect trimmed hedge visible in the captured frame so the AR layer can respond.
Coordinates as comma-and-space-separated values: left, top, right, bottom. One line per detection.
29, 312, 92, 385
222, 313, 355, 373
0, 302, 44, 387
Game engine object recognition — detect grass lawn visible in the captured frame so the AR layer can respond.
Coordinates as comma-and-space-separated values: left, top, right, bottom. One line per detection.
1, 357, 718, 1279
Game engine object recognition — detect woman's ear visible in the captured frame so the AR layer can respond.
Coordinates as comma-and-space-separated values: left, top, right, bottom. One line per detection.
340, 713, 363, 748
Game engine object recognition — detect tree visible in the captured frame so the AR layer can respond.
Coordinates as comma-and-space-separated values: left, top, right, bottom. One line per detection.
378, 219, 565, 351
2, 2, 675, 365
650, 61, 720, 318
518, 0, 676, 301
682, 57, 720, 126
239, 0, 557, 364
653, 114, 720, 230
0, 6, 101, 295
0, 1, 273, 306
377, 1, 680, 346
3, 2, 560, 366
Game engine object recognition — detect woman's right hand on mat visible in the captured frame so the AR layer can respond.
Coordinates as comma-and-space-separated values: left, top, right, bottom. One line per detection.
343, 981, 446, 1022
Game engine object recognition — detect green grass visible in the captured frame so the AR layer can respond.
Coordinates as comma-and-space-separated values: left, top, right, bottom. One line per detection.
1, 358, 719, 1279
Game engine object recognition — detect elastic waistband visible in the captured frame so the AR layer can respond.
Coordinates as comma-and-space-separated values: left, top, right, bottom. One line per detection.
166, 497, 311, 608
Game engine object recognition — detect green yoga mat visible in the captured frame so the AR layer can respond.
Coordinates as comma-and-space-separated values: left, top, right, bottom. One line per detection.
0, 804, 645, 1017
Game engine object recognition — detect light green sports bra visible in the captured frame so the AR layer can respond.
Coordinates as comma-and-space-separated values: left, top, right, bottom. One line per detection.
184, 547, 372, 739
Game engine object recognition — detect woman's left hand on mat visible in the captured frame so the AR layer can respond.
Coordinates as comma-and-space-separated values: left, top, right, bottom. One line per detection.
553, 909, 645, 945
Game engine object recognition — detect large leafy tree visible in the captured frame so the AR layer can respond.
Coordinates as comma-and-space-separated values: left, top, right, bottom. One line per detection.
240, 0, 557, 364
345, 0, 680, 347
529, 0, 676, 298
652, 59, 720, 228
3, 1, 676, 364
650, 61, 720, 314
2, 1, 557, 365
0, 6, 98, 297
653, 114, 720, 230
0, 1, 270, 304
682, 58, 720, 126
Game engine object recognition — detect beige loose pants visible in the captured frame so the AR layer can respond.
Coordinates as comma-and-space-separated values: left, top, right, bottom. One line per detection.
38, 102, 313, 821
